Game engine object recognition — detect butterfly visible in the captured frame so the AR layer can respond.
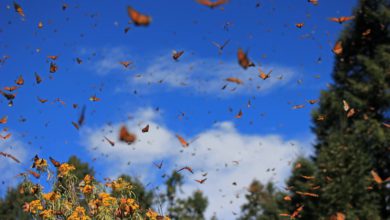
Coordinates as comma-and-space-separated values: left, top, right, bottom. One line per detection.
0, 151, 20, 163
371, 170, 390, 184
38, 21, 43, 29
176, 134, 189, 147
4, 86, 18, 92
0, 116, 7, 124
283, 196, 292, 201
47, 55, 58, 60
259, 69, 272, 80
329, 16, 355, 24
119, 126, 137, 144
195, 178, 207, 184
211, 39, 230, 54
15, 75, 24, 85
177, 166, 194, 174
295, 23, 304, 28
120, 61, 132, 68
291, 205, 304, 218
196, 0, 229, 9
307, 0, 318, 5
142, 124, 149, 133
0, 91, 17, 100
35, 72, 42, 84
383, 123, 390, 128
292, 104, 305, 110
14, 2, 25, 17
332, 41, 343, 55
127, 6, 152, 26
28, 170, 40, 179
49, 62, 58, 73
49, 157, 61, 167
37, 97, 48, 103
308, 99, 318, 104
76, 58, 83, 64
104, 136, 115, 147
295, 191, 319, 197
226, 77, 243, 84
235, 109, 243, 118
172, 50, 184, 61
237, 48, 255, 69
153, 161, 163, 169
89, 95, 101, 102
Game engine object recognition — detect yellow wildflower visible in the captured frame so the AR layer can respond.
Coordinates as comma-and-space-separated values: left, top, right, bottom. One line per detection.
99, 193, 117, 207
83, 174, 93, 184
146, 209, 158, 220
42, 191, 60, 201
68, 206, 91, 220
40, 209, 54, 219
126, 198, 139, 211
111, 178, 132, 192
58, 163, 75, 177
82, 185, 94, 194
28, 200, 43, 214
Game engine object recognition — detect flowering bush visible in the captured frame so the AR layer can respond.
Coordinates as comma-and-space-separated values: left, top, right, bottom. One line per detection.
20, 159, 170, 220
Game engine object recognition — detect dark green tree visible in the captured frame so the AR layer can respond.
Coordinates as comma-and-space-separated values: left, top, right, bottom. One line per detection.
163, 172, 208, 220
67, 155, 95, 180
0, 182, 35, 220
239, 180, 283, 220
312, 0, 390, 218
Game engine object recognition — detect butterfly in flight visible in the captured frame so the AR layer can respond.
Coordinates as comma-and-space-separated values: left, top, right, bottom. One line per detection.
127, 6, 152, 26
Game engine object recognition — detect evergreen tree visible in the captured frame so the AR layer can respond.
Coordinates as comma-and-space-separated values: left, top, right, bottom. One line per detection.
67, 155, 95, 180
0, 183, 34, 220
312, 0, 390, 218
239, 180, 282, 220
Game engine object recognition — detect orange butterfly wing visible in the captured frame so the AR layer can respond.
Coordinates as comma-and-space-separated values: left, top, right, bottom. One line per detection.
119, 126, 136, 144
127, 6, 151, 26
176, 134, 189, 147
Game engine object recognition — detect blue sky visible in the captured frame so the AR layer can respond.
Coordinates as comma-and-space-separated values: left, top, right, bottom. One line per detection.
0, 0, 357, 218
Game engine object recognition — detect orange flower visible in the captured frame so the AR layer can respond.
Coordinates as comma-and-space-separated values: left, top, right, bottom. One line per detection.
58, 163, 75, 177
68, 206, 91, 220
82, 185, 94, 194
28, 200, 43, 214
83, 174, 94, 184
42, 191, 60, 201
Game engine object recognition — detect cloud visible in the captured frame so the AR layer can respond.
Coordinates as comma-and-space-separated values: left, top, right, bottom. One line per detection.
83, 107, 309, 219
82, 47, 298, 96
0, 134, 29, 195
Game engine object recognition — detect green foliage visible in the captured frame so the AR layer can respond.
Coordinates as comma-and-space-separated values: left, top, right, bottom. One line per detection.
67, 155, 95, 180
311, 0, 390, 218
0, 183, 34, 220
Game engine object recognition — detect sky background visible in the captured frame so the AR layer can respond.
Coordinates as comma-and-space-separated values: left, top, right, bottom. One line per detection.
0, 0, 357, 218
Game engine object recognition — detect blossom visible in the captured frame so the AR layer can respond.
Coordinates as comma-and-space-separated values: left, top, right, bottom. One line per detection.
42, 191, 60, 201
83, 174, 93, 184
58, 163, 75, 177
99, 192, 117, 207
28, 200, 43, 214
34, 158, 48, 171
40, 209, 54, 219
67, 206, 91, 220
82, 185, 94, 194
111, 178, 132, 192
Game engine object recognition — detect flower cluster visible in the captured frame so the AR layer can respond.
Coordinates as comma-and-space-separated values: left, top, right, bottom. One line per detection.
22, 156, 168, 220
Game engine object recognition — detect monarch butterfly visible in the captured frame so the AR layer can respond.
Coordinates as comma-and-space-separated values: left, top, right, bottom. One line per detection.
0, 91, 16, 100
37, 97, 48, 103
362, 29, 371, 36
0, 116, 7, 124
291, 205, 304, 218
71, 121, 79, 130
237, 48, 255, 69
292, 104, 305, 109
328, 16, 355, 24
119, 61, 132, 68
4, 86, 18, 92
14, 2, 25, 17
49, 62, 58, 73
172, 50, 184, 61
283, 196, 292, 201
308, 99, 318, 104
330, 212, 345, 220
76, 57, 82, 64
176, 134, 189, 147
37, 21, 43, 29
47, 55, 58, 60
127, 6, 151, 26
226, 77, 243, 84
35, 72, 42, 84
15, 75, 24, 85
235, 109, 243, 118
295, 23, 304, 28
342, 100, 350, 111
49, 157, 61, 167
195, 178, 207, 184
104, 136, 115, 147
0, 151, 20, 163
142, 124, 149, 133
28, 170, 40, 179
153, 160, 163, 169
119, 126, 136, 144
89, 95, 101, 102
307, 0, 318, 5
332, 41, 343, 55
259, 69, 272, 80
177, 166, 194, 174
196, 0, 229, 8
295, 191, 319, 197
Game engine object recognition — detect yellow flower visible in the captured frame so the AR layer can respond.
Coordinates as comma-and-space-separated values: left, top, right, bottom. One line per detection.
126, 198, 139, 211
146, 209, 158, 220
42, 192, 60, 201
67, 206, 91, 220
28, 200, 43, 214
98, 193, 117, 207
58, 163, 75, 177
40, 209, 54, 219
82, 185, 94, 194
83, 174, 93, 184
111, 178, 132, 192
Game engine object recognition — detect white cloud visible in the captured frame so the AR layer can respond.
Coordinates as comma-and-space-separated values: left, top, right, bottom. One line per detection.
83, 107, 309, 219
0, 133, 29, 194
82, 47, 298, 96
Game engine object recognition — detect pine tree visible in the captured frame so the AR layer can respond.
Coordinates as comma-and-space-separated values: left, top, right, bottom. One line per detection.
312, 0, 390, 218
